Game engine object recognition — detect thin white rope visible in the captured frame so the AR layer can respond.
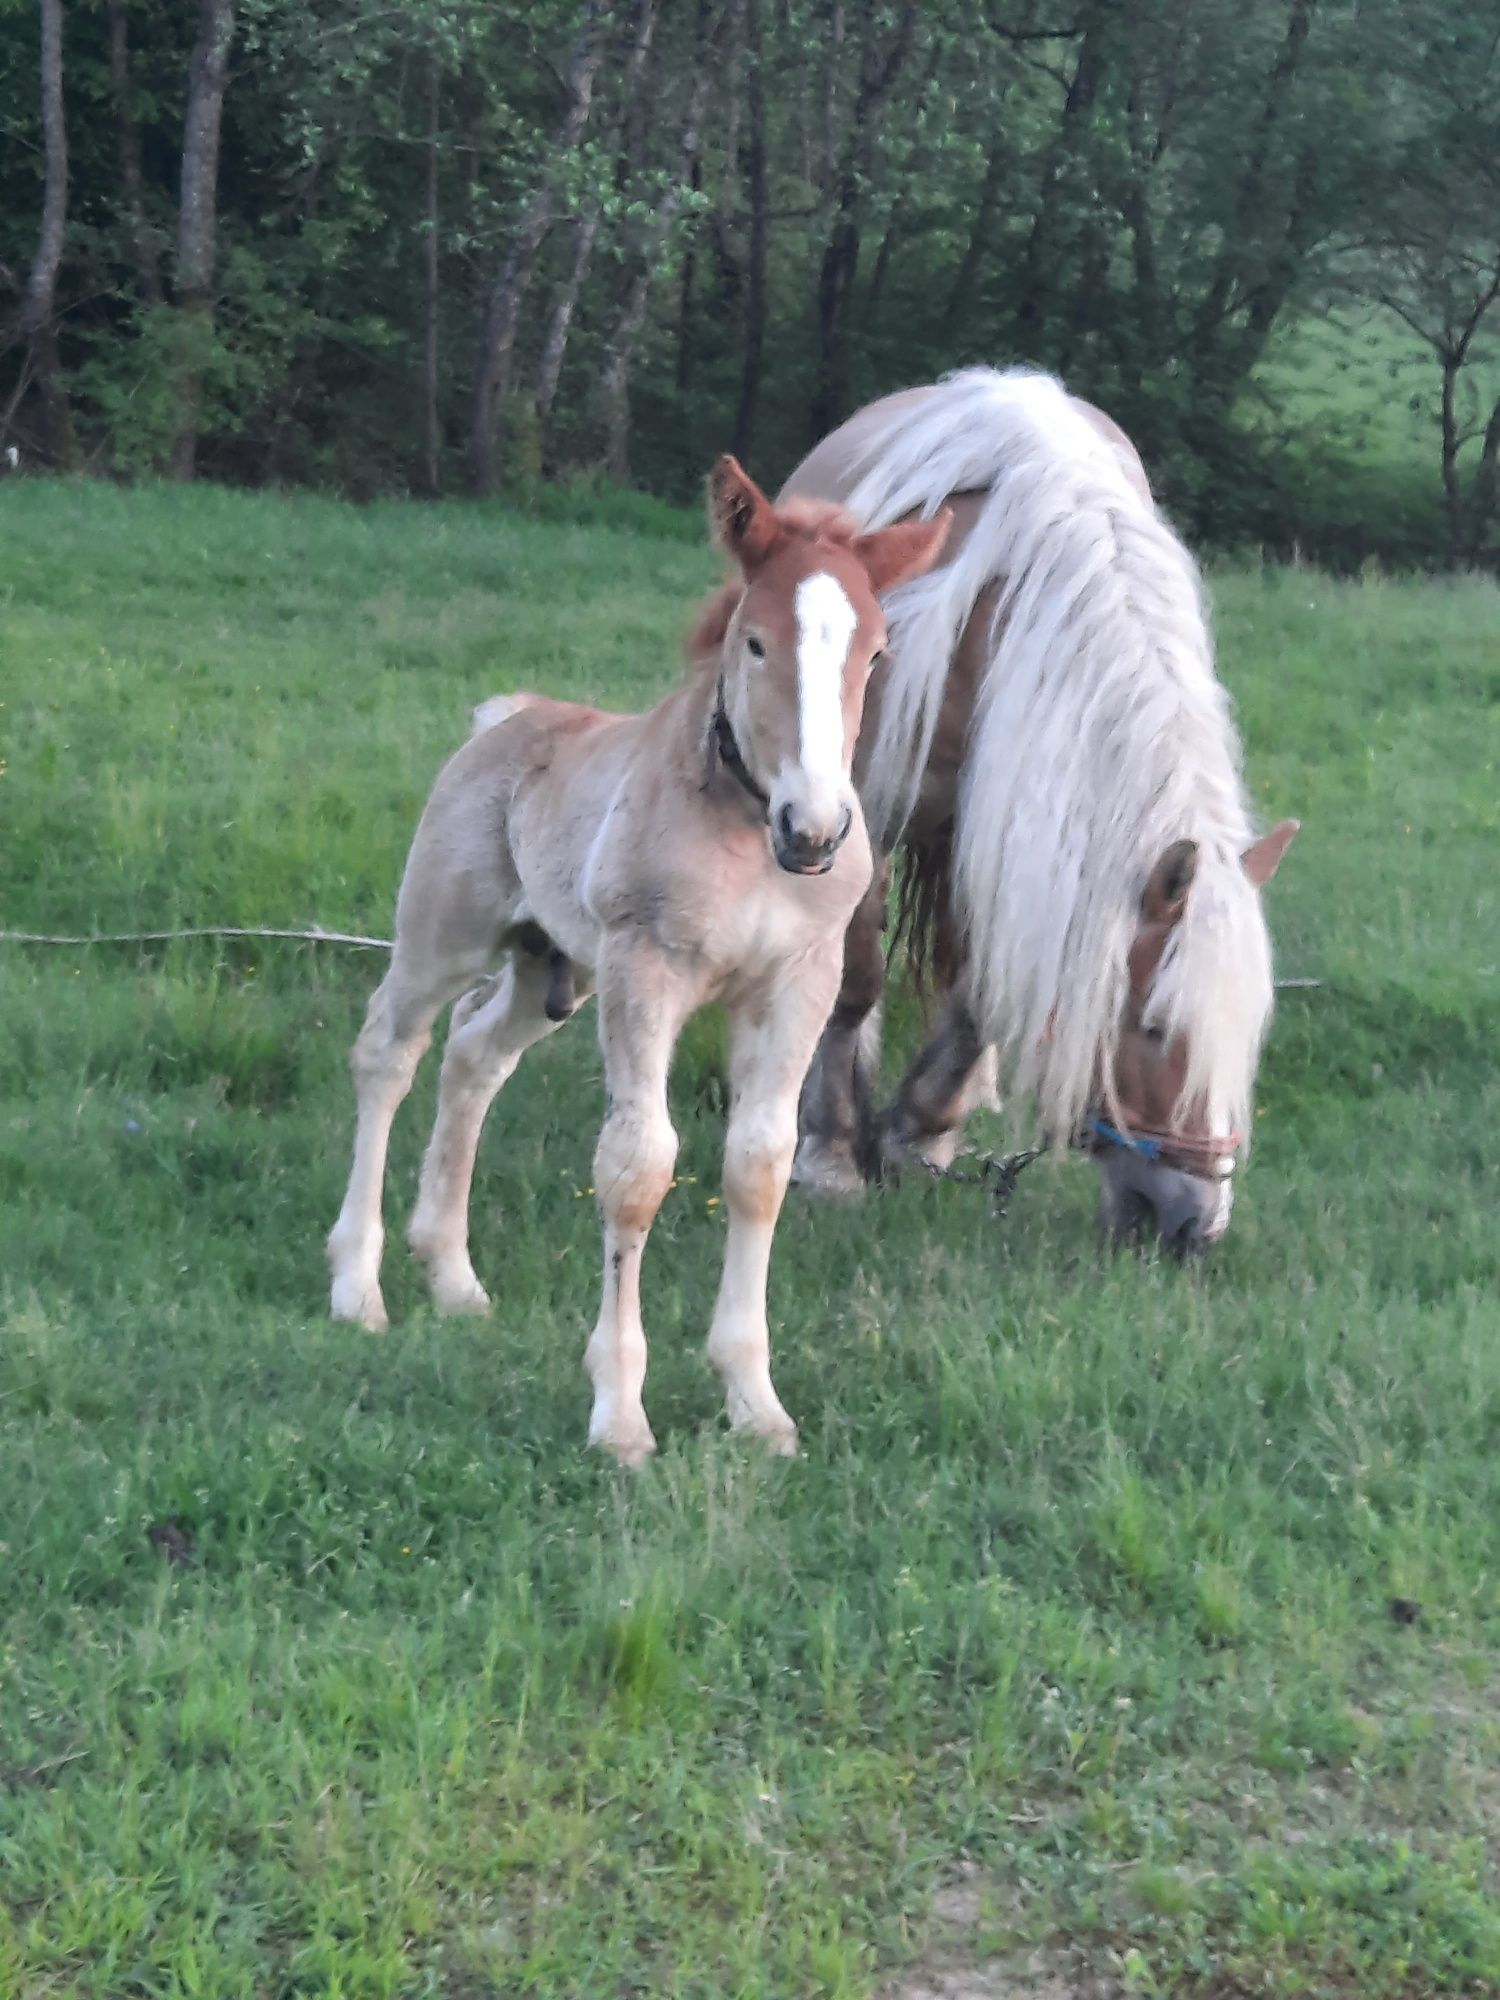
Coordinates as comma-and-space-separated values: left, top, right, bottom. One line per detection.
0, 922, 1324, 986
0, 925, 392, 949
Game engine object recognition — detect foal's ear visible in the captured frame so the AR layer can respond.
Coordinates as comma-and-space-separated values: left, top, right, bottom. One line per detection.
708, 455, 780, 572
1242, 818, 1299, 887
852, 508, 953, 596
1142, 839, 1199, 924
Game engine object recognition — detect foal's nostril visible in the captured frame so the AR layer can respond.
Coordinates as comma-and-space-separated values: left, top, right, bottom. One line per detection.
776, 803, 796, 848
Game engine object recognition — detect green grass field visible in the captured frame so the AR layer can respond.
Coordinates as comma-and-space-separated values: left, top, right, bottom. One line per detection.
2, 480, 1499, 1999
1249, 307, 1500, 567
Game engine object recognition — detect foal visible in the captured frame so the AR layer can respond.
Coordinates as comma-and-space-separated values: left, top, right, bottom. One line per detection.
326, 459, 949, 1462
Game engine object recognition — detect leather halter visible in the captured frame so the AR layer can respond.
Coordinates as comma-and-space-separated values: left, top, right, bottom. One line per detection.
1085, 1114, 1243, 1183
705, 679, 770, 817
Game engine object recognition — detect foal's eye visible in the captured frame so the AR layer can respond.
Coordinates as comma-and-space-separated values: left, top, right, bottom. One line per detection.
1142, 1024, 1166, 1045
745, 634, 765, 660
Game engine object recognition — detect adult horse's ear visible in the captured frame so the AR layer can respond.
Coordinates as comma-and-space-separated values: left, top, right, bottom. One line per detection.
1242, 818, 1299, 887
1142, 839, 1199, 924
853, 508, 953, 595
708, 455, 780, 572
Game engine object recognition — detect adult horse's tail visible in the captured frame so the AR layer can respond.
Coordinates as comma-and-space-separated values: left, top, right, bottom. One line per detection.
832, 368, 1270, 1146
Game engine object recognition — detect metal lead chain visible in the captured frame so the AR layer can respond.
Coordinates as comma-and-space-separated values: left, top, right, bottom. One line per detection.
919, 1145, 1044, 1221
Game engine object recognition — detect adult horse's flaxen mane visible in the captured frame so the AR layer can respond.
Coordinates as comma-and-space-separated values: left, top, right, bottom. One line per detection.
782, 369, 1299, 1251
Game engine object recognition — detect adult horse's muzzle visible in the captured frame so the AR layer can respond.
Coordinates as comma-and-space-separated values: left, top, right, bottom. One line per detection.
1089, 1117, 1238, 1259
773, 800, 854, 876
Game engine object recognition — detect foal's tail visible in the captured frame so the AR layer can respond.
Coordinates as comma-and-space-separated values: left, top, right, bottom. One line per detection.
834, 367, 1251, 1144
470, 691, 534, 737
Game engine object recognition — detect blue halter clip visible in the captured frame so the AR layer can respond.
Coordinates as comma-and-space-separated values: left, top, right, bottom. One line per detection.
1087, 1116, 1162, 1162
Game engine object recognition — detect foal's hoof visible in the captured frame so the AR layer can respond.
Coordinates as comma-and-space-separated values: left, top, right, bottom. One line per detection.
726, 1394, 800, 1458
329, 1278, 389, 1334
429, 1268, 492, 1317
791, 1136, 868, 1202
755, 1417, 800, 1459
589, 1410, 658, 1469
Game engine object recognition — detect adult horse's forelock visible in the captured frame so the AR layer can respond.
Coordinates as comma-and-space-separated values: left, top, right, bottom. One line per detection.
1145, 845, 1273, 1141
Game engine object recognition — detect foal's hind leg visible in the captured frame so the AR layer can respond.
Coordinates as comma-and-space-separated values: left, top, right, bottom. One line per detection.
793, 865, 887, 1198
407, 945, 586, 1314
327, 954, 479, 1331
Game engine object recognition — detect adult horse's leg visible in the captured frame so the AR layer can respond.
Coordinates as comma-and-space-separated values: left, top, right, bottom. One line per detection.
585, 940, 698, 1466
407, 940, 587, 1315
879, 990, 993, 1174
327, 950, 478, 1332
792, 863, 887, 1198
711, 959, 843, 1452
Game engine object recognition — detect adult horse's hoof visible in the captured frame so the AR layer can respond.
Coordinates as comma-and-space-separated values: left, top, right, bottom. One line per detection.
906, 1126, 963, 1172
791, 1135, 868, 1201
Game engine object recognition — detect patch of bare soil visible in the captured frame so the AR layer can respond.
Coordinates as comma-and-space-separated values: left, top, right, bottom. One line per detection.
885, 1947, 1119, 2000
884, 1864, 1121, 2000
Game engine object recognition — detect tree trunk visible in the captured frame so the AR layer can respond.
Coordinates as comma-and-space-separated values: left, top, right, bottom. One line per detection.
169, 0, 236, 482
532, 0, 660, 455
616, 0, 661, 192
731, 0, 767, 462
941, 140, 1008, 345
465, 0, 607, 497
863, 190, 906, 326
1440, 348, 1464, 569
418, 54, 441, 496
675, 152, 705, 392
1189, 0, 1314, 381
22, 0, 74, 469
821, 1, 844, 199
596, 0, 741, 485
809, 2, 916, 440
1470, 392, 1500, 566
107, 0, 161, 305
1012, 1, 1107, 356
534, 210, 600, 431
1117, 85, 1164, 379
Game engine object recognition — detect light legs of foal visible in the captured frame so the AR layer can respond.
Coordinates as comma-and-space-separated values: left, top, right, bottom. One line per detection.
580, 934, 841, 1464
328, 928, 839, 1464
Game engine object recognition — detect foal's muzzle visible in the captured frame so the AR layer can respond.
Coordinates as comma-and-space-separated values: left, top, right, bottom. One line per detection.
773, 801, 854, 875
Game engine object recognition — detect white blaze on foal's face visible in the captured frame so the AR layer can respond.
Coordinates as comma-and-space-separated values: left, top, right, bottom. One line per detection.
763, 569, 859, 860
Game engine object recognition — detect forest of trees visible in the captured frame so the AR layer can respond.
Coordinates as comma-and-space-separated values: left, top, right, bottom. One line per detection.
2, 0, 1498, 568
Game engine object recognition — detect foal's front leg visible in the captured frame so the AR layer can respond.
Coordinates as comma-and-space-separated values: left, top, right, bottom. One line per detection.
792, 865, 887, 1198
710, 959, 844, 1454
585, 944, 698, 1466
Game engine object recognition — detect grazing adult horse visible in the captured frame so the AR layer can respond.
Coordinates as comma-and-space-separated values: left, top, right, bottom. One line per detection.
326, 458, 949, 1461
780, 369, 1299, 1253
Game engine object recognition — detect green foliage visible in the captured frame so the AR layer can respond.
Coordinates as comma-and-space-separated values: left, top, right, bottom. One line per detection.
1, 0, 1497, 561
3, 483, 1500, 1993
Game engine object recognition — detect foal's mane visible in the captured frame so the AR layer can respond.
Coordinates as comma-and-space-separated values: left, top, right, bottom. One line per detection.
833, 368, 1274, 1145
685, 497, 864, 671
